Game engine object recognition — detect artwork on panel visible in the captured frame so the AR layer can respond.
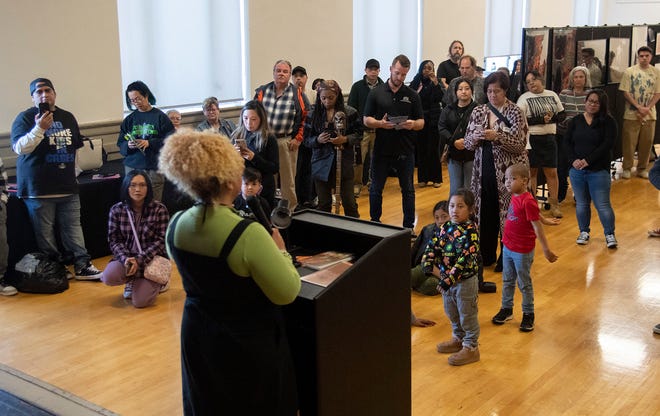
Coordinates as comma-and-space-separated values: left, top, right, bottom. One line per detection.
608, 38, 630, 84
525, 29, 549, 83
577, 39, 607, 87
631, 25, 648, 64
551, 28, 577, 94
649, 27, 657, 54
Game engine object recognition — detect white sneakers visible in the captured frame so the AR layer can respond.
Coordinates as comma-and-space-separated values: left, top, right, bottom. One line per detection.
576, 231, 590, 245
576, 231, 618, 248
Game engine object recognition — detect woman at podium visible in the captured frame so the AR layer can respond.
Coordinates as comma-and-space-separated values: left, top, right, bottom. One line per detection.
159, 129, 301, 415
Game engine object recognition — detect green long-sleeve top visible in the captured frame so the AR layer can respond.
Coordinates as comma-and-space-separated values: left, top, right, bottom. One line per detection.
166, 204, 300, 305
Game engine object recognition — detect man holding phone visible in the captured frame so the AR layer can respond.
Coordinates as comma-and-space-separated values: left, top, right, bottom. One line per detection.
10, 78, 103, 280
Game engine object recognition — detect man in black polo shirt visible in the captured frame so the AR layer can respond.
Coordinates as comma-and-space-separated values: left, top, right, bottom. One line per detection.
363, 54, 424, 232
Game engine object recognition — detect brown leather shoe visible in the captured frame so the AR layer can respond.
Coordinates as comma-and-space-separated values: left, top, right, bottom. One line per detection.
448, 346, 480, 366
436, 338, 462, 353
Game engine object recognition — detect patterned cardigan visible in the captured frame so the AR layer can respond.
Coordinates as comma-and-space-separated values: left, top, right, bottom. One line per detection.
464, 100, 529, 231
107, 200, 169, 274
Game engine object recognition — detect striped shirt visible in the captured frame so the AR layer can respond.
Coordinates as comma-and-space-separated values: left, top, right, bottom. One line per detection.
558, 89, 588, 135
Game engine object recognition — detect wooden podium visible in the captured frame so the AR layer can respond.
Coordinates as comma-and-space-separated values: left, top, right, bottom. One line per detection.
284, 211, 411, 416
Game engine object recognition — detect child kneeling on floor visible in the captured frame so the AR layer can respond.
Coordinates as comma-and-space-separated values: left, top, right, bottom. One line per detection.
410, 200, 449, 295
492, 163, 559, 332
421, 189, 481, 366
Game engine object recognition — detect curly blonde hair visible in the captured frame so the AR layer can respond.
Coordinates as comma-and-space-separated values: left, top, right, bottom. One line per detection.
159, 129, 245, 203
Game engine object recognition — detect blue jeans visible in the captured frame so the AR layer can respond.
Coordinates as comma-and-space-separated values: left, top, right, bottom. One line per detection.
23, 195, 90, 269
501, 245, 535, 314
448, 159, 474, 197
442, 276, 479, 348
369, 152, 416, 228
569, 168, 615, 235
0, 202, 7, 278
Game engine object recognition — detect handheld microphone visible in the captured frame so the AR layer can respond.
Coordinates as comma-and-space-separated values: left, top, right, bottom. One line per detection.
246, 196, 273, 234
271, 199, 292, 229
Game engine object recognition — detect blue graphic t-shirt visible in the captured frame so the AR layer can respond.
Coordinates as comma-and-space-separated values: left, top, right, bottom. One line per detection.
11, 106, 83, 197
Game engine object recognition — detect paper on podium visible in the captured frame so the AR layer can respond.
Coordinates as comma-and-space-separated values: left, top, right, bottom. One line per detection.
300, 261, 352, 288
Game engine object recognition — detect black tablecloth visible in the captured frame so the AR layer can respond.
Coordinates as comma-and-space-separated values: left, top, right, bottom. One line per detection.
76, 161, 124, 258
7, 159, 195, 266
7, 160, 124, 266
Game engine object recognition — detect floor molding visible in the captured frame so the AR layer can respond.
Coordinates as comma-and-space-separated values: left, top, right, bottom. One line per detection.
0, 364, 118, 416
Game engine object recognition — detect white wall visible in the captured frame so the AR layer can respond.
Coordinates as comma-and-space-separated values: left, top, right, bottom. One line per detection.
2, 0, 657, 137
248, 0, 354, 98
422, 1, 487, 69
602, 0, 660, 24
0, 0, 123, 134
527, 0, 575, 27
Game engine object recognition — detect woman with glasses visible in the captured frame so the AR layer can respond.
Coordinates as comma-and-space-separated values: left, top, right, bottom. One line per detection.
117, 81, 175, 201
464, 71, 528, 289
564, 89, 618, 248
101, 169, 170, 307
196, 96, 236, 137
517, 70, 566, 218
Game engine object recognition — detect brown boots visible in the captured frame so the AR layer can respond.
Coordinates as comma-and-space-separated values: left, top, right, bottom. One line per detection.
548, 197, 563, 218
447, 346, 480, 366
436, 338, 480, 366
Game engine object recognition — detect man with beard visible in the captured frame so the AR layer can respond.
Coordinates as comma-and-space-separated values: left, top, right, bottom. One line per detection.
363, 54, 424, 233
437, 40, 464, 90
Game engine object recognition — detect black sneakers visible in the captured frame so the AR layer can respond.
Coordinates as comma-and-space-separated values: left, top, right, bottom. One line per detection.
520, 313, 535, 332
492, 308, 513, 324
493, 308, 535, 331
75, 263, 103, 281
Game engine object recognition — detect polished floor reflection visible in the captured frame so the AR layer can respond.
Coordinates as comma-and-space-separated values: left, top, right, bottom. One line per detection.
0, 166, 659, 415
409, 169, 660, 415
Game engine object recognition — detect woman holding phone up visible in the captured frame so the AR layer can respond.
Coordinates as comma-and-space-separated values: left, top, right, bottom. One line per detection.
231, 100, 279, 209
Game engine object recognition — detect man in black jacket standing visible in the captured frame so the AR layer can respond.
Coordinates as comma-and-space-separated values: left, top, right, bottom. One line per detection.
348, 58, 384, 197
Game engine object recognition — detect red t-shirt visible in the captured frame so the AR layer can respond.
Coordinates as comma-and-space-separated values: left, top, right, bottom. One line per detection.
502, 192, 540, 253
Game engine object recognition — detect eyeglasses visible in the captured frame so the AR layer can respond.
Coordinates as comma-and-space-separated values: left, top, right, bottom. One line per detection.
129, 183, 148, 189
129, 96, 145, 104
586, 99, 600, 105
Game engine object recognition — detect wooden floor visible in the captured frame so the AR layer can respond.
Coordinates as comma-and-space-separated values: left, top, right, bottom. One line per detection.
1, 165, 660, 415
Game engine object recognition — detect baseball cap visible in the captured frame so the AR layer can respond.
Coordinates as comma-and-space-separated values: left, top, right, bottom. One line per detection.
292, 66, 307, 76
365, 59, 380, 69
30, 78, 55, 95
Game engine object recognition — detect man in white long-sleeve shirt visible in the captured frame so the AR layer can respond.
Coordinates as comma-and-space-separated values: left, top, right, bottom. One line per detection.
10, 78, 102, 280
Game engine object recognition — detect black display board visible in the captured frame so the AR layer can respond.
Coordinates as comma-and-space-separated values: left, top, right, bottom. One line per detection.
522, 24, 660, 154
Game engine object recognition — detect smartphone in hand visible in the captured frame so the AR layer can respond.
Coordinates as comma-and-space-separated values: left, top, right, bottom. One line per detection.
234, 138, 247, 149
38, 102, 50, 117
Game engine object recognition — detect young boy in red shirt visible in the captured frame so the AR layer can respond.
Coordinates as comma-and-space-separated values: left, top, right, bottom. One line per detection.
491, 163, 559, 332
